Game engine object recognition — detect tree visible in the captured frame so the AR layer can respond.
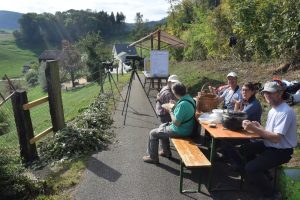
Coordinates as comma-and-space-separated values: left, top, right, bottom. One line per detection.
116, 12, 126, 24
60, 40, 83, 87
131, 12, 149, 40
78, 32, 110, 92
14, 13, 43, 44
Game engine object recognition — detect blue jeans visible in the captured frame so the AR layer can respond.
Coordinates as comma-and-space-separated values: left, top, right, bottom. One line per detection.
147, 123, 179, 160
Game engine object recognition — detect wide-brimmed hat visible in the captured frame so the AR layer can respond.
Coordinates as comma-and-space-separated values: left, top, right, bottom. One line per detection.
168, 75, 180, 83
262, 81, 283, 93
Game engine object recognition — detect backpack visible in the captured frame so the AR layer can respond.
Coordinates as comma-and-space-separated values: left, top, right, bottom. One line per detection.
180, 99, 199, 138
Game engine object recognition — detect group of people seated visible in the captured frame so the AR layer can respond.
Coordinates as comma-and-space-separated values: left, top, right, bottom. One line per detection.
142, 72, 298, 198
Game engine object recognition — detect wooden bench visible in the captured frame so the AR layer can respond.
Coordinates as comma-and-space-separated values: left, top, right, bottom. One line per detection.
171, 138, 211, 193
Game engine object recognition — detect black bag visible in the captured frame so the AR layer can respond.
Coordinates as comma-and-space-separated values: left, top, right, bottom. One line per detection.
180, 99, 199, 138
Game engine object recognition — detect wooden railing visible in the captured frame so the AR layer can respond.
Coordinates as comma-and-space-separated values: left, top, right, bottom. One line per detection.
23, 96, 49, 110
30, 127, 53, 144
11, 60, 65, 162
21, 95, 54, 144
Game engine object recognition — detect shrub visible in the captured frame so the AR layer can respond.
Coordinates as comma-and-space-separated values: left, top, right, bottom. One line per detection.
0, 149, 46, 200
39, 62, 47, 91
0, 110, 9, 136
37, 94, 113, 165
25, 69, 39, 87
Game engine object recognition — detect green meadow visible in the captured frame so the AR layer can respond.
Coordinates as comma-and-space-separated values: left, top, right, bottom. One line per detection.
0, 32, 37, 78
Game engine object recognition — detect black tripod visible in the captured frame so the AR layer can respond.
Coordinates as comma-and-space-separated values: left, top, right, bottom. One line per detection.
122, 56, 158, 125
102, 62, 124, 109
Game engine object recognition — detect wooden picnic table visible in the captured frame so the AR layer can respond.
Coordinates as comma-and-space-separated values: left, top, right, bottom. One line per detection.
142, 71, 168, 94
200, 122, 261, 191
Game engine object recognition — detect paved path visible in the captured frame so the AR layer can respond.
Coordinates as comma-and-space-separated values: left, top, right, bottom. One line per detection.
74, 75, 262, 200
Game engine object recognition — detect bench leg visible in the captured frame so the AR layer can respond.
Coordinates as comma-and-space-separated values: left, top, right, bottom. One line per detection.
208, 138, 216, 191
179, 160, 204, 194
180, 160, 184, 193
198, 170, 202, 192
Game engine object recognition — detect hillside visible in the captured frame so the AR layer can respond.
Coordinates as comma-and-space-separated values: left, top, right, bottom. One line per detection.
125, 18, 167, 31
0, 32, 37, 78
0, 11, 22, 30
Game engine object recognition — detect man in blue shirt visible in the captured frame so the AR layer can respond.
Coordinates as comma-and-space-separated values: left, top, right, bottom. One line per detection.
218, 72, 242, 110
143, 82, 196, 164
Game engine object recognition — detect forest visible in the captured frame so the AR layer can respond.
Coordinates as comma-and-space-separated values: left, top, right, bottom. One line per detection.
164, 0, 300, 63
13, 9, 127, 48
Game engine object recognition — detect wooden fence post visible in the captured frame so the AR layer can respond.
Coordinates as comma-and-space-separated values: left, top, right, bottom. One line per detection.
45, 60, 65, 132
11, 90, 38, 162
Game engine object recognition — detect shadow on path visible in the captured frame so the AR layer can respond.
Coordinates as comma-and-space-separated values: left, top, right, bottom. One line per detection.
87, 157, 122, 182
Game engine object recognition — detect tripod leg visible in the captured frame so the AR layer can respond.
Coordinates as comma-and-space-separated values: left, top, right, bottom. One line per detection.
102, 73, 108, 92
109, 73, 124, 101
108, 73, 116, 109
134, 71, 158, 118
122, 71, 133, 115
124, 71, 134, 125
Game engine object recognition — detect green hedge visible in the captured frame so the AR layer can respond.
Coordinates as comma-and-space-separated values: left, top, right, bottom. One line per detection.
279, 167, 300, 200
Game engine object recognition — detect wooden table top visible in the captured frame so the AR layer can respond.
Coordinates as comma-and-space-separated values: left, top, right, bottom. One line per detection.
201, 123, 261, 139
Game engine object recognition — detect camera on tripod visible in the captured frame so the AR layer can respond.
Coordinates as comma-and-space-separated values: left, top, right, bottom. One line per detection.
102, 60, 114, 72
125, 55, 143, 71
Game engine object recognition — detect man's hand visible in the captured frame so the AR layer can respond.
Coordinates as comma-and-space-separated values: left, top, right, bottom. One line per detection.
162, 103, 174, 112
242, 120, 259, 132
242, 120, 281, 143
234, 99, 242, 111
252, 121, 263, 128
156, 94, 161, 101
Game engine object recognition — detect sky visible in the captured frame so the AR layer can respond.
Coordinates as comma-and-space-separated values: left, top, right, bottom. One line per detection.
1, 0, 171, 23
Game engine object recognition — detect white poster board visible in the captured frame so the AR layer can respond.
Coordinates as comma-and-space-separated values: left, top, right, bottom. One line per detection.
150, 50, 169, 77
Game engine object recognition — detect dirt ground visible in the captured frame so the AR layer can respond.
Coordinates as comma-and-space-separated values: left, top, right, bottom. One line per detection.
61, 78, 88, 90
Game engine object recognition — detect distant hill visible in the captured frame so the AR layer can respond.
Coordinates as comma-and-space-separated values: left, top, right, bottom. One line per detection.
0, 10, 166, 32
125, 18, 167, 31
0, 10, 23, 30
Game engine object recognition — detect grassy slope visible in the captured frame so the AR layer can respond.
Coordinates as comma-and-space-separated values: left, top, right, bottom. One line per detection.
0, 74, 129, 147
0, 32, 37, 78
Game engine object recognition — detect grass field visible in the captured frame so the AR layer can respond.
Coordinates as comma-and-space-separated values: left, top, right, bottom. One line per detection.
0, 74, 129, 149
0, 32, 37, 78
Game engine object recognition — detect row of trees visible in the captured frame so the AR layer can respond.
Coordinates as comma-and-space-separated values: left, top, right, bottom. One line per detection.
25, 33, 110, 88
15, 9, 164, 89
165, 0, 300, 62
13, 9, 127, 47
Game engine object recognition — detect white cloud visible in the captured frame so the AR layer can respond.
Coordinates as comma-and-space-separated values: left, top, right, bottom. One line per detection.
1, 0, 170, 22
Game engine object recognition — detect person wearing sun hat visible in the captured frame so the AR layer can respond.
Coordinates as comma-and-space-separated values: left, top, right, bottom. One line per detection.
217, 71, 242, 110
155, 75, 180, 123
240, 81, 297, 198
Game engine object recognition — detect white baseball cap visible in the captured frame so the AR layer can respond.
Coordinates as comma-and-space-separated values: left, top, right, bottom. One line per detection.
168, 75, 180, 83
227, 72, 238, 78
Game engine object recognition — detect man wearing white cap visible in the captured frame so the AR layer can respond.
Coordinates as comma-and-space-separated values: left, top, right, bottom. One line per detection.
155, 75, 180, 123
218, 72, 242, 110
241, 81, 297, 198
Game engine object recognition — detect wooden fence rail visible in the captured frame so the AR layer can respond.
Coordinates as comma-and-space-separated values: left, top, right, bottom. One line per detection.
0, 92, 16, 107
10, 60, 65, 163
23, 96, 49, 110
30, 127, 53, 144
